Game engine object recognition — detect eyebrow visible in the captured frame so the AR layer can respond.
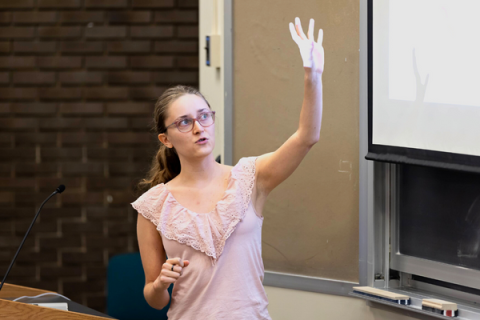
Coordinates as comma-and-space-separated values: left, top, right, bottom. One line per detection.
175, 108, 209, 120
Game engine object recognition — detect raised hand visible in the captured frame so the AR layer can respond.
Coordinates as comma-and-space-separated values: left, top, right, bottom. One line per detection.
153, 257, 190, 291
289, 17, 324, 74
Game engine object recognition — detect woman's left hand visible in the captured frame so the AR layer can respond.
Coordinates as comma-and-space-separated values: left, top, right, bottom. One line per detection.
289, 17, 324, 74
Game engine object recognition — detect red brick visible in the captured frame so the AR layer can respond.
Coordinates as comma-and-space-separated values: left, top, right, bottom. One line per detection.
13, 71, 56, 85
154, 71, 197, 84
62, 251, 104, 264
36, 186, 83, 196
177, 25, 198, 38
0, 88, 37, 100
84, 87, 129, 100
132, 0, 174, 8
179, 0, 198, 8
60, 103, 104, 115
38, 27, 82, 39
38, 0, 81, 8
61, 163, 104, 176
130, 56, 174, 69
0, 72, 9, 84
60, 41, 103, 54
155, 10, 198, 23
84, 118, 129, 130
0, 118, 38, 131
61, 132, 103, 145
0, 13, 12, 25
12, 103, 57, 115
37, 57, 82, 69
39, 118, 83, 130
15, 220, 57, 233
38, 88, 82, 100
59, 12, 105, 24
13, 12, 58, 24
41, 147, 82, 160
15, 162, 58, 174
0, 148, 35, 160
107, 41, 150, 54
108, 11, 151, 24
0, 27, 35, 39
130, 117, 154, 129
106, 102, 152, 115
0, 42, 10, 53
177, 56, 198, 68
13, 41, 57, 54
0, 133, 12, 146
0, 1, 34, 9
129, 86, 166, 100
0, 177, 35, 188
0, 163, 12, 175
86, 235, 128, 248
15, 133, 57, 145
87, 148, 129, 160
59, 72, 103, 85
85, 26, 126, 39
107, 71, 150, 84
85, 0, 127, 8
85, 207, 128, 221
85, 56, 126, 69
109, 162, 149, 174
106, 219, 136, 234
0, 192, 14, 204
0, 57, 35, 69
86, 177, 133, 189
130, 26, 173, 39
106, 132, 152, 144
40, 266, 82, 277
155, 40, 197, 53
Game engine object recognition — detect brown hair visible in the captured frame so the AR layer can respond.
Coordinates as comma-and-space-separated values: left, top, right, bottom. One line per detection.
136, 85, 211, 193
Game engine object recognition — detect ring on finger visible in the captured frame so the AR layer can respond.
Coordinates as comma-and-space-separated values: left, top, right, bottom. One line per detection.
171, 265, 174, 271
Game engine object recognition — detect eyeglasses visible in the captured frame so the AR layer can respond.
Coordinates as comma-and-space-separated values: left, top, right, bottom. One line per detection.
162, 111, 216, 133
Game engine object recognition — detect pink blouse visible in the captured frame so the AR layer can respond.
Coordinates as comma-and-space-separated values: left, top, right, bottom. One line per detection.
131, 156, 272, 320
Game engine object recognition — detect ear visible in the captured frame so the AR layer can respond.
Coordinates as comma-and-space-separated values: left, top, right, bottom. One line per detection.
158, 133, 174, 149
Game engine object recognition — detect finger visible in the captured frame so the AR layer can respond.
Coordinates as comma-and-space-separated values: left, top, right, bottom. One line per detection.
167, 257, 184, 267
163, 270, 180, 278
289, 22, 301, 44
317, 29, 323, 46
163, 263, 183, 273
295, 17, 307, 40
183, 260, 190, 267
160, 275, 177, 284
307, 18, 314, 41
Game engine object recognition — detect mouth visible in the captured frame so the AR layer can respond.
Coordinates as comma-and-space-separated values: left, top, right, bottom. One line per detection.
195, 138, 208, 143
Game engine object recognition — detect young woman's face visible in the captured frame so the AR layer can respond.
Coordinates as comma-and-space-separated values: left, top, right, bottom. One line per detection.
159, 94, 215, 159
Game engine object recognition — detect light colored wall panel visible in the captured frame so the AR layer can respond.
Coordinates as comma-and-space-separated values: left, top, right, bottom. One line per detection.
233, 0, 359, 281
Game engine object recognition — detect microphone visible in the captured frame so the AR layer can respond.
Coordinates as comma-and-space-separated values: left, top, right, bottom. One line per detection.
0, 185, 66, 291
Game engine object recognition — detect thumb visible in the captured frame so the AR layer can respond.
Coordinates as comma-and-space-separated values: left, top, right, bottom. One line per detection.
183, 260, 190, 267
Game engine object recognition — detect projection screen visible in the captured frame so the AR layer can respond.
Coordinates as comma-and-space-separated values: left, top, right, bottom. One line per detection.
367, 0, 480, 172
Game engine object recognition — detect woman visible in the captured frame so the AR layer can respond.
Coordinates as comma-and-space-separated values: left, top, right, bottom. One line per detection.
132, 17, 324, 319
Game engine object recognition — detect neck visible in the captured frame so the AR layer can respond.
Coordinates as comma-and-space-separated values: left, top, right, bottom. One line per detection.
175, 153, 221, 187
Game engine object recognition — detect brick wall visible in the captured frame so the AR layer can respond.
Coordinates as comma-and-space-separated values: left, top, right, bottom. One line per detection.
0, 0, 198, 313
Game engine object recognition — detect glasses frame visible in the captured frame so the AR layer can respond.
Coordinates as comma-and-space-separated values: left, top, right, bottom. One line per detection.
162, 111, 216, 133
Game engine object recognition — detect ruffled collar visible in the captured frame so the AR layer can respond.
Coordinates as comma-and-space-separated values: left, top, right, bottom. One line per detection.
139, 157, 256, 265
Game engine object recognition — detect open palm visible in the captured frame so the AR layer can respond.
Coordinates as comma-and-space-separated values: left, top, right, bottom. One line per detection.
289, 17, 324, 74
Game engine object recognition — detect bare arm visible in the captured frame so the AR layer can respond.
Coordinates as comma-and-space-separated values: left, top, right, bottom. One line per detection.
137, 214, 171, 310
256, 17, 324, 195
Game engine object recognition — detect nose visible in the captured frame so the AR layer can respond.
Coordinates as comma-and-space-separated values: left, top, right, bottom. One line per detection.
192, 119, 205, 133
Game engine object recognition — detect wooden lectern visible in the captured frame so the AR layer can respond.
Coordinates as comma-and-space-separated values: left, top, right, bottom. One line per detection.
0, 283, 113, 319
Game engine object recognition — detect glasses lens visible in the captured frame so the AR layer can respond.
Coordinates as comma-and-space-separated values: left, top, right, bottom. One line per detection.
198, 112, 214, 126
177, 119, 193, 132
